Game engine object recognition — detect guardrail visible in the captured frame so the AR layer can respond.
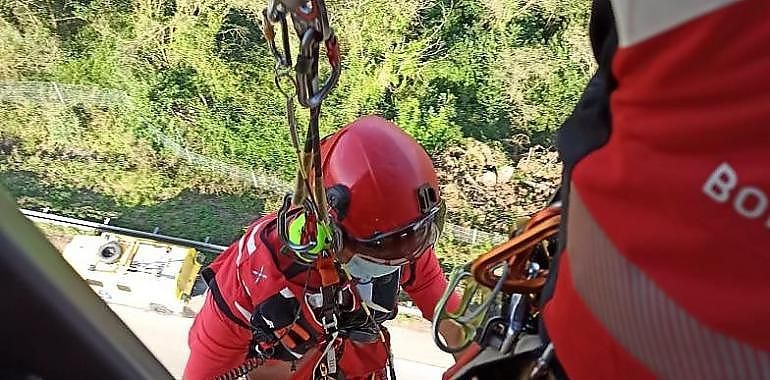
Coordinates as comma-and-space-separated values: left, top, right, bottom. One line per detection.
21, 208, 228, 254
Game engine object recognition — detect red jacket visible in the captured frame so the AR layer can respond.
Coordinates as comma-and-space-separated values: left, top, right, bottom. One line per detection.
544, 1, 770, 379
184, 213, 458, 380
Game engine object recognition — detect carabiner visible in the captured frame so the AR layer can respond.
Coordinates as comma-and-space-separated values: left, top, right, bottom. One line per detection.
278, 194, 329, 259
431, 263, 509, 353
471, 207, 561, 294
295, 29, 341, 109
282, 0, 332, 42
499, 293, 528, 354
261, 8, 293, 69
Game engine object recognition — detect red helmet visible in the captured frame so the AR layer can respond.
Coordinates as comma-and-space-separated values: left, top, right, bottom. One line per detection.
320, 115, 444, 265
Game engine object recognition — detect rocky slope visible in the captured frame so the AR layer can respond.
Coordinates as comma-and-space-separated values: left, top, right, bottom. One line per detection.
434, 138, 561, 234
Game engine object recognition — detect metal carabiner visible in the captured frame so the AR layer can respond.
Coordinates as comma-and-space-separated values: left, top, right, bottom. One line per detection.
471, 207, 561, 294
295, 29, 341, 109
279, 0, 339, 110
278, 194, 327, 258
313, 332, 340, 380
265, 0, 286, 23
280, 0, 332, 42
499, 289, 531, 354
261, 7, 293, 69
431, 263, 509, 353
530, 343, 555, 379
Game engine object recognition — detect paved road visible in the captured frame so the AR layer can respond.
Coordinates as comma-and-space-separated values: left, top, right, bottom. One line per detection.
110, 303, 453, 379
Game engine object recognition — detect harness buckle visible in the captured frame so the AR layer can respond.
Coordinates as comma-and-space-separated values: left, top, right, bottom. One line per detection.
321, 312, 338, 332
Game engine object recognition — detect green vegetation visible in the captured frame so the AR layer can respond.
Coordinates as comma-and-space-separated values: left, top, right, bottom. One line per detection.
0, 0, 592, 267
0, 103, 263, 244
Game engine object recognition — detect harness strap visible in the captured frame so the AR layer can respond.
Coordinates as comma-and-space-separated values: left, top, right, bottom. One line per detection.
201, 267, 252, 330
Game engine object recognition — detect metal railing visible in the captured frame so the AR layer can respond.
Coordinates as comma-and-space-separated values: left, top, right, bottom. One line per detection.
21, 208, 229, 254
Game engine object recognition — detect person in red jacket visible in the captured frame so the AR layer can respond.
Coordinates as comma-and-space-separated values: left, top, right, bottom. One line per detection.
184, 115, 462, 380
539, 0, 770, 379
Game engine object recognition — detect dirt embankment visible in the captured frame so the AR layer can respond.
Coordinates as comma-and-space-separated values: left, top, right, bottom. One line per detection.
434, 138, 561, 234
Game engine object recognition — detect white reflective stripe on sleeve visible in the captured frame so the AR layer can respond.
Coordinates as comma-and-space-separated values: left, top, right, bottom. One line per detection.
237, 221, 266, 266
246, 224, 260, 255
234, 301, 253, 323
235, 220, 268, 299
567, 188, 770, 380
611, 0, 741, 47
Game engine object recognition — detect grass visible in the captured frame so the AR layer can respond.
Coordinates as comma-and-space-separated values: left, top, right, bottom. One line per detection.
0, 101, 272, 247
34, 222, 91, 237
0, 96, 275, 265
4, 170, 264, 246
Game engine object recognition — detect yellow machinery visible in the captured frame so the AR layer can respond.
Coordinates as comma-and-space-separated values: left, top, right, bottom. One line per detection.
62, 232, 203, 316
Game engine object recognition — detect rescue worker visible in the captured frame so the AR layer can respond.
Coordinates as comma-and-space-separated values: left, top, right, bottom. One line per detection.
540, 0, 770, 379
184, 115, 463, 379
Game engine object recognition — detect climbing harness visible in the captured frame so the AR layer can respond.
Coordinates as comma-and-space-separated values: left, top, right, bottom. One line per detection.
213, 261, 315, 380
432, 202, 562, 380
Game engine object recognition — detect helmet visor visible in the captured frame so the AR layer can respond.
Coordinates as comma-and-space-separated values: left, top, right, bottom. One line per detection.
344, 202, 445, 266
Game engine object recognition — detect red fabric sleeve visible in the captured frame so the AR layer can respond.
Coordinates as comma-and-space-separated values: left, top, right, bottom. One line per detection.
401, 248, 461, 320
183, 219, 283, 380
183, 292, 252, 380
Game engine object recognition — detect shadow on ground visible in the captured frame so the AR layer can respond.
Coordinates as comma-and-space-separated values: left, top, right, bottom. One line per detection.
0, 169, 264, 251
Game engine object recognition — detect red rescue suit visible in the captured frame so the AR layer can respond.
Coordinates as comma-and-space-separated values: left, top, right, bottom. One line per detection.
184, 213, 459, 379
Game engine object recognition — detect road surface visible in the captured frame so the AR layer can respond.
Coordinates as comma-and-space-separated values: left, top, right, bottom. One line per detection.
110, 303, 453, 379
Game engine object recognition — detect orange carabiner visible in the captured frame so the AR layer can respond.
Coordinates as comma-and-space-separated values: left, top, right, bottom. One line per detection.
471, 207, 561, 294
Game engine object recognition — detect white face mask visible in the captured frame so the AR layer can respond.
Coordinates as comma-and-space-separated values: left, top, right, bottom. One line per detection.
345, 255, 400, 282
